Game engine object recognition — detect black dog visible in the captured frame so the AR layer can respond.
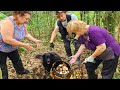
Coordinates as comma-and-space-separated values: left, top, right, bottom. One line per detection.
35, 52, 62, 72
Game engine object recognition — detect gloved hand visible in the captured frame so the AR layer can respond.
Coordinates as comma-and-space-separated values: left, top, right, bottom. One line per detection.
50, 43, 54, 49
72, 39, 78, 46
82, 56, 96, 64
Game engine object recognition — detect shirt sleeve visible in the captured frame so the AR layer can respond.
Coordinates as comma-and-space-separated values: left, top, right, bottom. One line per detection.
78, 36, 85, 44
71, 14, 78, 20
90, 30, 106, 46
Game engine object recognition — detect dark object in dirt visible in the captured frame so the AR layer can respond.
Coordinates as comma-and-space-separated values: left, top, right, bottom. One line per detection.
35, 52, 62, 72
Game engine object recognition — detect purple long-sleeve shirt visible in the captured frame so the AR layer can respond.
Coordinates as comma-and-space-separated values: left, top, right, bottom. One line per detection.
79, 25, 120, 56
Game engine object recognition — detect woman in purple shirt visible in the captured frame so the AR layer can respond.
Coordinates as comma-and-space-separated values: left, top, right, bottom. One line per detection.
67, 20, 120, 79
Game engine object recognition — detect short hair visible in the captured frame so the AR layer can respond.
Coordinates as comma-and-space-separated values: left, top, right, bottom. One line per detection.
55, 11, 67, 15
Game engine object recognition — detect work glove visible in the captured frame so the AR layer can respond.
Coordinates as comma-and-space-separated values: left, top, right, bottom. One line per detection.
82, 56, 96, 64
50, 43, 54, 49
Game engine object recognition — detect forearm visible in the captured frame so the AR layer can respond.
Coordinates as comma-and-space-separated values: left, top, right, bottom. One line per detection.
91, 44, 106, 58
25, 34, 37, 43
50, 31, 57, 43
75, 44, 86, 58
4, 38, 26, 47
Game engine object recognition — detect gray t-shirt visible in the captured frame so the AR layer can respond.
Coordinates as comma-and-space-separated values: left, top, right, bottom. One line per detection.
55, 14, 78, 29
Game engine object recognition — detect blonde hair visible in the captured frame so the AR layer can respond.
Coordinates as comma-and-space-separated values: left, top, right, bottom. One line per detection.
67, 20, 87, 37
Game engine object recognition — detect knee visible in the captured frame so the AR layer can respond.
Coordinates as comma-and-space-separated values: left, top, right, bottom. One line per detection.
101, 68, 115, 79
85, 63, 95, 72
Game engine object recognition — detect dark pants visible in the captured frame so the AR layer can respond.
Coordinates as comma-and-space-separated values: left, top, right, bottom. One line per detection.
63, 38, 81, 57
85, 54, 119, 79
0, 50, 25, 79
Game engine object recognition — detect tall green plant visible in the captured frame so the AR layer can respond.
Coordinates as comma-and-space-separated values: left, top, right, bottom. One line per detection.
0, 12, 7, 20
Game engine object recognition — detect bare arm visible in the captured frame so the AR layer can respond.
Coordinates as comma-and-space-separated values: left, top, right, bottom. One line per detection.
50, 28, 59, 43
75, 44, 86, 58
69, 44, 86, 64
24, 25, 39, 43
0, 20, 34, 51
25, 33, 38, 42
24, 25, 42, 47
91, 43, 106, 58
1, 20, 27, 47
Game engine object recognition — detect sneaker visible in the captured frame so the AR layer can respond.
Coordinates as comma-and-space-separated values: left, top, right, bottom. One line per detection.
17, 69, 30, 74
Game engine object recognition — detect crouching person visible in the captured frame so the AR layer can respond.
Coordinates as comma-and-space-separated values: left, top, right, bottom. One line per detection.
67, 20, 120, 79
49, 11, 81, 66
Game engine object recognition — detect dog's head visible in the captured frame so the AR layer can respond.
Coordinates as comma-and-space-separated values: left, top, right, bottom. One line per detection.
35, 52, 62, 72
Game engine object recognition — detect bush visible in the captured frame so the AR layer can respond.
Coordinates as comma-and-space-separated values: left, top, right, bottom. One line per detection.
0, 12, 7, 20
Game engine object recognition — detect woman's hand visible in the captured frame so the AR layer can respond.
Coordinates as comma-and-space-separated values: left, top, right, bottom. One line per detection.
24, 43, 35, 51
35, 40, 42, 47
69, 55, 78, 64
